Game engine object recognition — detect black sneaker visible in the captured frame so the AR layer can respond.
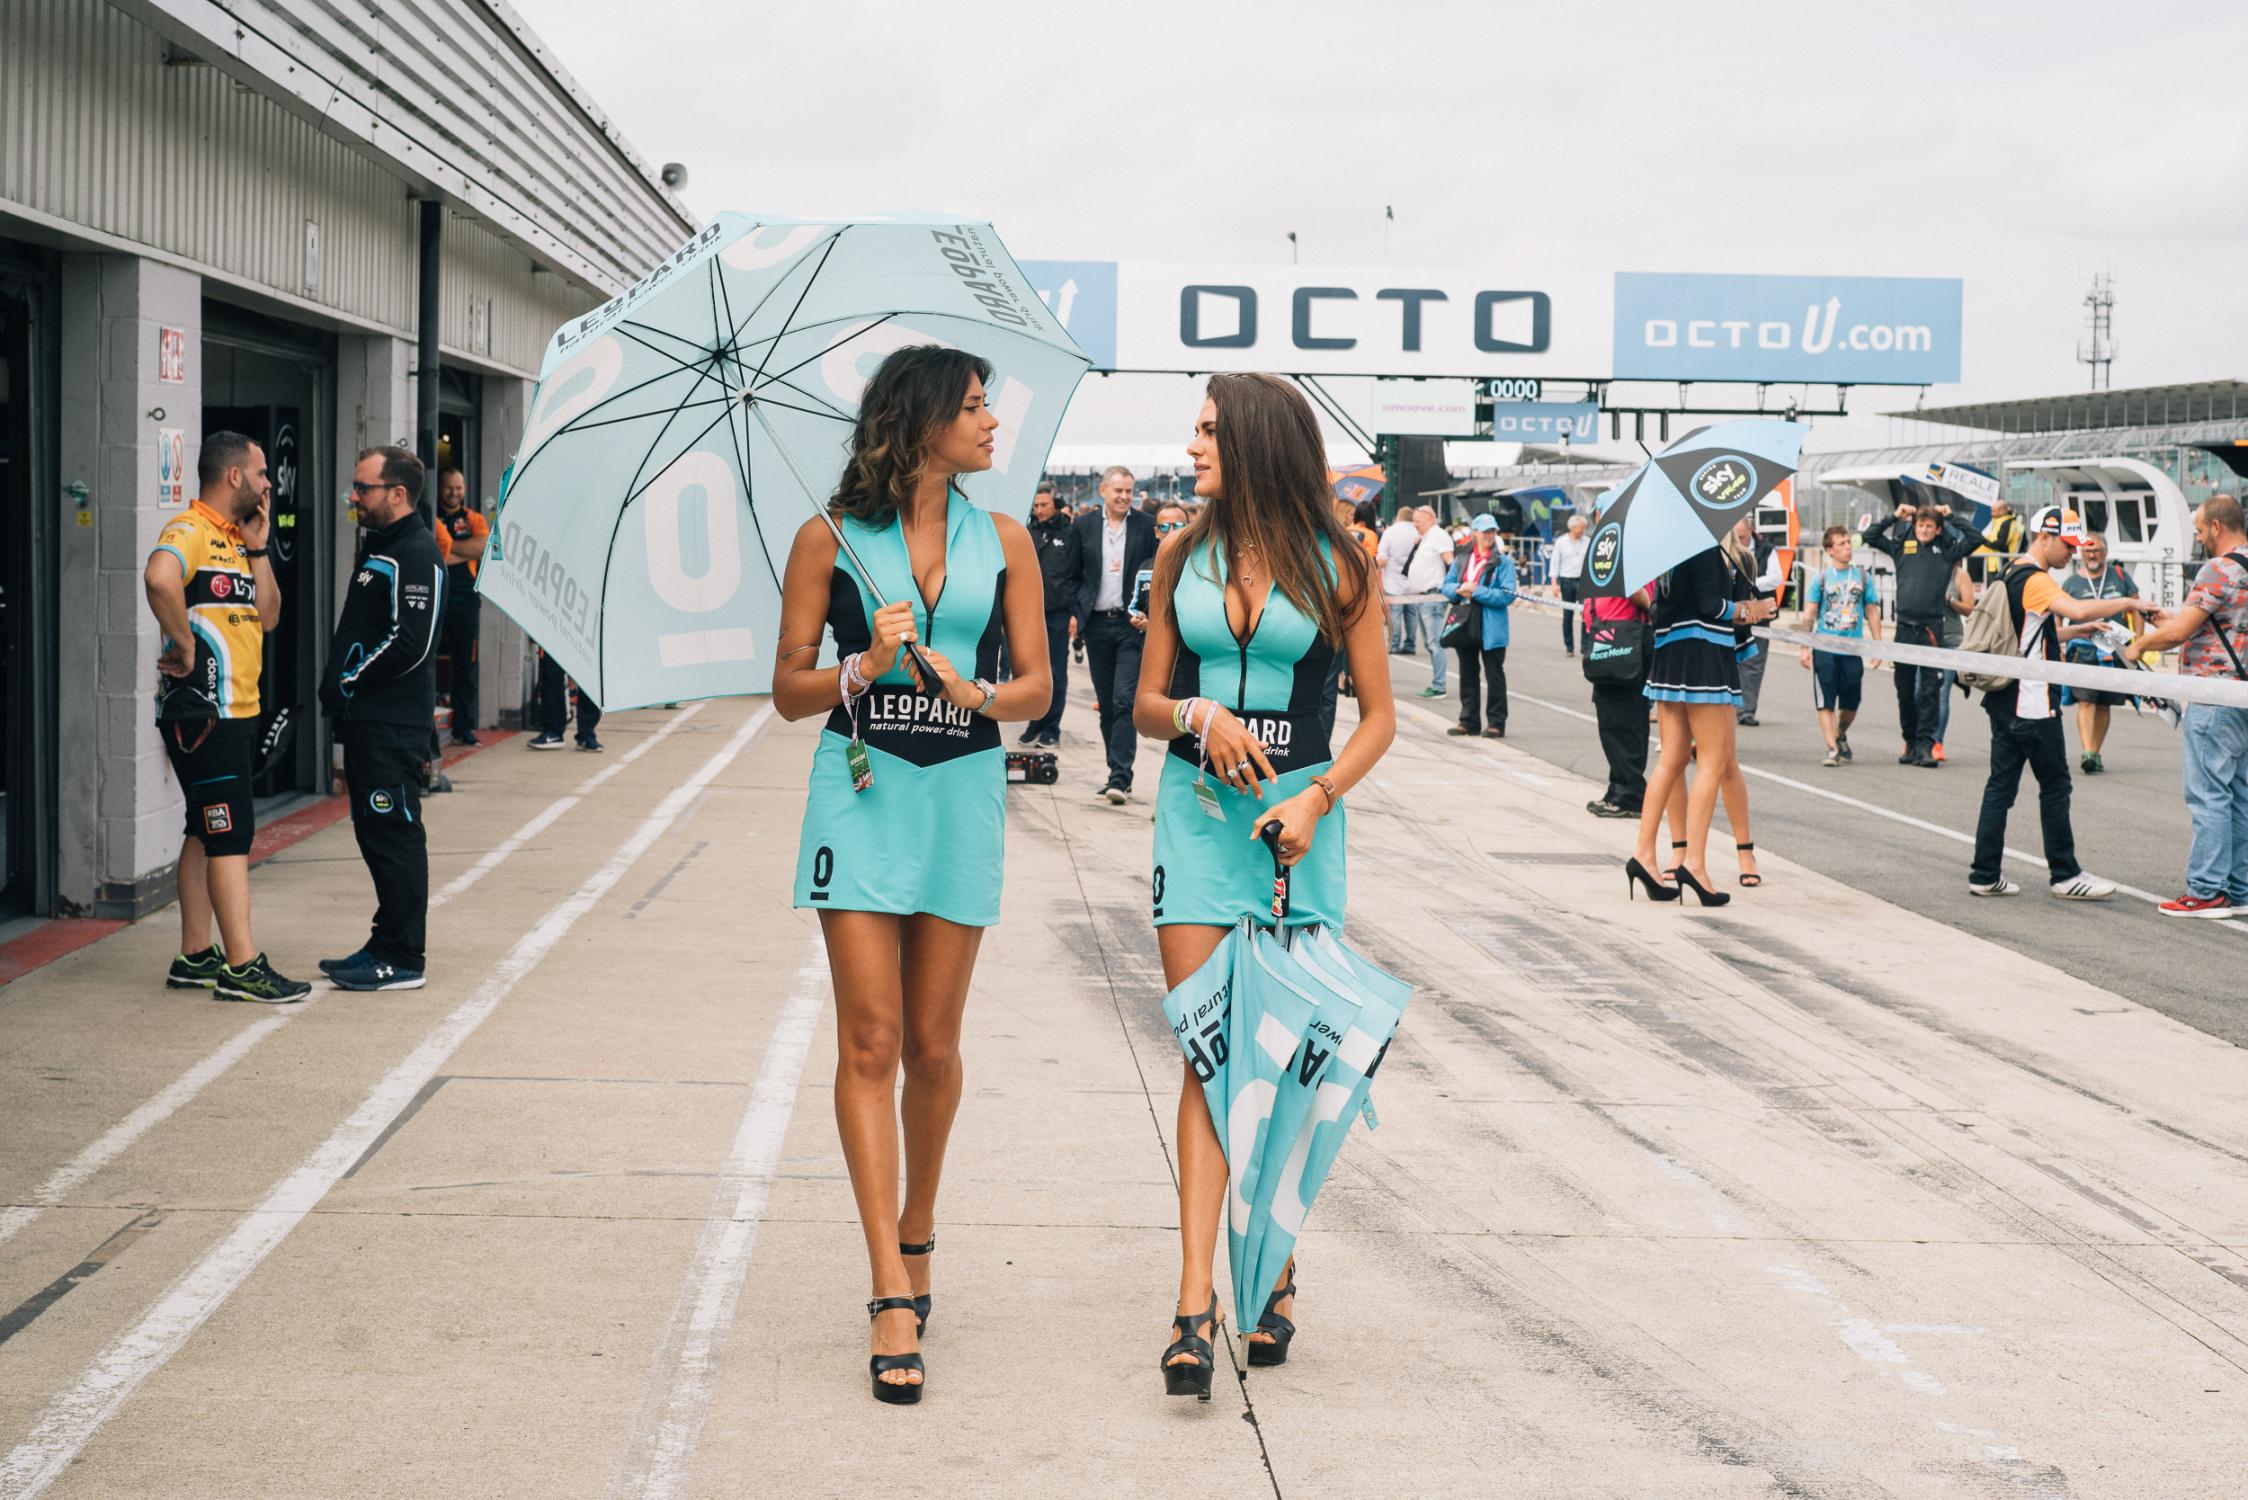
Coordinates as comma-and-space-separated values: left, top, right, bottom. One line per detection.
166, 947, 225, 990
576, 735, 604, 752
528, 732, 566, 750
1018, 727, 1042, 746
1038, 730, 1059, 748
328, 955, 427, 992
450, 731, 482, 748
319, 946, 372, 976
1837, 732, 1853, 762
214, 953, 313, 1004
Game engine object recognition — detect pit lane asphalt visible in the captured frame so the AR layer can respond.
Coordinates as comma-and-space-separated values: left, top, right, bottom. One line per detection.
1380, 611, 2244, 1049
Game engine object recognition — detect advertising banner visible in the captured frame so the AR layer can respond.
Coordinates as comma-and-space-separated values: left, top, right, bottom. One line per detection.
1922, 458, 2002, 507
1022, 260, 1612, 377
1370, 378, 1478, 436
1020, 262, 1963, 386
1612, 273, 1962, 384
1488, 401, 1599, 442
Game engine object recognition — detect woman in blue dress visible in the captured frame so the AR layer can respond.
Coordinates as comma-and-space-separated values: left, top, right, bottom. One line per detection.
772, 346, 1052, 1404
1132, 373, 1396, 1395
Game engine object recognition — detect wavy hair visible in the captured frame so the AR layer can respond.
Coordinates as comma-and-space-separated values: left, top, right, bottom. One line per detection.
1152, 373, 1371, 645
828, 345, 993, 528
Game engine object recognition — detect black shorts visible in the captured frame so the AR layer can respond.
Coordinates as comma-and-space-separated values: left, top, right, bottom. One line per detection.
160, 717, 258, 857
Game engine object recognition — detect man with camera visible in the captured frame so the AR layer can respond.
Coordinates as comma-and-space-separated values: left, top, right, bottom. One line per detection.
1865, 498, 1983, 766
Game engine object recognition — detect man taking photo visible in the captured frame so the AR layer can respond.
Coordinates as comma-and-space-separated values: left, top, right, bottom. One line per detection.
143, 432, 310, 1002
318, 446, 446, 990
1865, 498, 1982, 765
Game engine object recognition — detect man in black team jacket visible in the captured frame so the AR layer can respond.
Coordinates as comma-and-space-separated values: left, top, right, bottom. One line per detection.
1021, 482, 1073, 746
318, 445, 445, 991
1060, 467, 1158, 802
1865, 500, 1984, 766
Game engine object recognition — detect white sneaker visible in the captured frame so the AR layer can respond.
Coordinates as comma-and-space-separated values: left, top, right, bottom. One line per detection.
1968, 876, 2020, 897
2050, 873, 2115, 901
1103, 783, 1129, 806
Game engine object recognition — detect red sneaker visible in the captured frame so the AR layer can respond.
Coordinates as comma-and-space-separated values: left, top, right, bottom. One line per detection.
2159, 893, 2235, 919
1930, 741, 1946, 763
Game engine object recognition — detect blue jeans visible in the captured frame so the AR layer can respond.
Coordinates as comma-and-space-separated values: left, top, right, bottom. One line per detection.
1389, 594, 1418, 652
2182, 703, 2248, 901
1416, 601, 1450, 689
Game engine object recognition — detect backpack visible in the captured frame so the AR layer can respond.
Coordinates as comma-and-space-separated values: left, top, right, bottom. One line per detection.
1956, 562, 2036, 694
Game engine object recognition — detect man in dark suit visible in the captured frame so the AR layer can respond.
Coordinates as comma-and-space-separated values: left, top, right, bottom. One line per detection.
1062, 465, 1158, 803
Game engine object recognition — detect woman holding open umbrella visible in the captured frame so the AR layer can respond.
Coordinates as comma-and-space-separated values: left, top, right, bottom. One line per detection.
772, 346, 1053, 1405
1132, 373, 1396, 1396
1628, 532, 1779, 906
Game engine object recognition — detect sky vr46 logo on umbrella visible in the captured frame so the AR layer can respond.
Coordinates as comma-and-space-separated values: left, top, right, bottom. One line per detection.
1689, 455, 1758, 511
1588, 522, 1623, 588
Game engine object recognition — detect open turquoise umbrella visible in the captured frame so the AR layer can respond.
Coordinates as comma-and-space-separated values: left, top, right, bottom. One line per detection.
479, 212, 1089, 708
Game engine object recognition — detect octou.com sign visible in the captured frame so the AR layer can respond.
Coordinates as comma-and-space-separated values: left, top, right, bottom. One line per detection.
1612, 272, 1961, 384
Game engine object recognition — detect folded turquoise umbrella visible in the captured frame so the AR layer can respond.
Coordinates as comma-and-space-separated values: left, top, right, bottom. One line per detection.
479, 212, 1089, 709
1240, 925, 1409, 1312
1164, 831, 1414, 1336
1162, 917, 1315, 1335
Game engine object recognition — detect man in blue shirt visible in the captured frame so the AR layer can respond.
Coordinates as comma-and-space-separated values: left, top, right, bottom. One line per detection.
1797, 525, 1883, 767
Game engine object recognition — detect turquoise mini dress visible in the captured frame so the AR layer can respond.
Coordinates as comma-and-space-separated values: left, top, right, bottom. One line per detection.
791, 494, 1008, 928
1151, 540, 1347, 930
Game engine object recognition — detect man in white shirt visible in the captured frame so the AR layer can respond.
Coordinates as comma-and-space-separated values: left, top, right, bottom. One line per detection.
1403, 506, 1456, 696
1549, 512, 1591, 654
1376, 509, 1422, 653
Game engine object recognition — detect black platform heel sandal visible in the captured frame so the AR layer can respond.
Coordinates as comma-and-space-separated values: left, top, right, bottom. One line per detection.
1246, 1268, 1297, 1368
1672, 866, 1731, 908
866, 1296, 925, 1405
899, 1231, 935, 1333
1161, 1297, 1219, 1400
1625, 857, 1678, 902
1736, 842, 1762, 888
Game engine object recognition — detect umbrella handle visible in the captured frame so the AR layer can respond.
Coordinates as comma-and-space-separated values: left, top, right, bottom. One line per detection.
1259, 821, 1292, 923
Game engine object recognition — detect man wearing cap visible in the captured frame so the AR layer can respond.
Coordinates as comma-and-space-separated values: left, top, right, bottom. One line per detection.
2127, 494, 2248, 918
1968, 506, 2148, 901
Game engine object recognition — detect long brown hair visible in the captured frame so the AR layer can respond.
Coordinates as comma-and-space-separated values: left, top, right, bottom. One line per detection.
1152, 373, 1371, 643
827, 345, 993, 528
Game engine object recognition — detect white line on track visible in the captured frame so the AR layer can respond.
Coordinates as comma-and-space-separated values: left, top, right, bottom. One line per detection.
608, 939, 828, 1499
0, 703, 775, 1499
0, 705, 714, 1257
0, 1016, 288, 1251
433, 702, 707, 909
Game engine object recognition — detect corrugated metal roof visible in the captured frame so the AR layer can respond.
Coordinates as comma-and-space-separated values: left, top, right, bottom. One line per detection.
108, 0, 695, 295
1898, 381, 2248, 434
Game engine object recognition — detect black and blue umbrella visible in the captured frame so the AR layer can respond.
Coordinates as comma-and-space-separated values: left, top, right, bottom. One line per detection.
1579, 419, 1805, 599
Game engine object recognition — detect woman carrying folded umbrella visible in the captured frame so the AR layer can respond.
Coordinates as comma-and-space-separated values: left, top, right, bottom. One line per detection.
771, 346, 1053, 1405
1132, 373, 1396, 1396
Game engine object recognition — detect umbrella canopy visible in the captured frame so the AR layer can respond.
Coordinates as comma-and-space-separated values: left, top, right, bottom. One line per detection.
1578, 419, 1805, 600
479, 212, 1089, 709
1329, 464, 1386, 508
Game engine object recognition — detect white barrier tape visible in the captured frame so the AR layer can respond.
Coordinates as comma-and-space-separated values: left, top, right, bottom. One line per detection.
1384, 589, 2248, 710
1753, 625, 2248, 711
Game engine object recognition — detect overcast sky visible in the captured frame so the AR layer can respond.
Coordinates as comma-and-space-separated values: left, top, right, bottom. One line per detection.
523, 0, 2246, 462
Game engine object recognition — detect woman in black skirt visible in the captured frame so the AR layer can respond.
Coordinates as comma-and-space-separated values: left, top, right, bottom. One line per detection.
1628, 538, 1776, 905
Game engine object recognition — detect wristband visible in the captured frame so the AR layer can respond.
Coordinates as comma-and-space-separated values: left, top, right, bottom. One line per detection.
244, 547, 269, 558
